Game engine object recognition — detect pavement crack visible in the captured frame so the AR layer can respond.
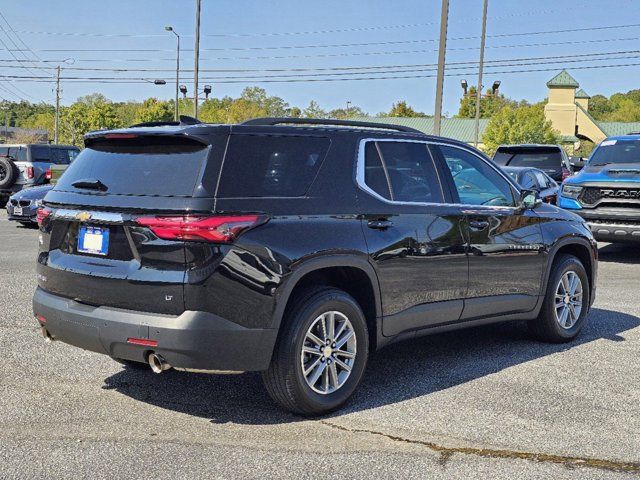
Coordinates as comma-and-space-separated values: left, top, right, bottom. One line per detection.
320, 420, 640, 474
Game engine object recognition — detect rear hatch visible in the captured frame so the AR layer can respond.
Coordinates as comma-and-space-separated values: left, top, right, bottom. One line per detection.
38, 133, 218, 314
493, 146, 565, 181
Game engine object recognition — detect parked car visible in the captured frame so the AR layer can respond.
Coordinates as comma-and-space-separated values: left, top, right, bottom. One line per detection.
0, 143, 80, 208
6, 184, 53, 226
501, 166, 559, 204
492, 144, 572, 182
33, 117, 598, 415
560, 134, 640, 243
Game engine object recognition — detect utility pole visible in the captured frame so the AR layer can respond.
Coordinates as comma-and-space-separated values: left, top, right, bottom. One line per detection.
433, 0, 449, 136
474, 0, 489, 147
165, 27, 180, 121
54, 65, 61, 144
193, 0, 201, 118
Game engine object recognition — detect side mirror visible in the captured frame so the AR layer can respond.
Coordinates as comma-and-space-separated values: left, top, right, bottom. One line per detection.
516, 189, 542, 213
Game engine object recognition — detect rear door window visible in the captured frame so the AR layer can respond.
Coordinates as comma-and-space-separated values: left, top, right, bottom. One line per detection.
54, 137, 209, 196
217, 134, 330, 198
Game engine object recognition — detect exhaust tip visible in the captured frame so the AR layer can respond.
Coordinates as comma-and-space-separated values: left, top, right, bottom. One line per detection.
148, 353, 171, 373
41, 327, 54, 342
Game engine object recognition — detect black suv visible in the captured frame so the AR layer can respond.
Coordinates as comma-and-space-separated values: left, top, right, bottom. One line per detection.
33, 118, 598, 415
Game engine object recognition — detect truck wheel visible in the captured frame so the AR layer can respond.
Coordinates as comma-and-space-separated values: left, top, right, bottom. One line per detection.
262, 287, 369, 415
0, 157, 17, 189
528, 254, 590, 343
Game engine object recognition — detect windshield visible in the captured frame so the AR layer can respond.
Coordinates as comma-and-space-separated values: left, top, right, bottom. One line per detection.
589, 139, 640, 165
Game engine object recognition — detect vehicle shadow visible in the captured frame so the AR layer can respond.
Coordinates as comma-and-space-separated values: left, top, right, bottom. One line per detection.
102, 307, 639, 424
597, 243, 640, 265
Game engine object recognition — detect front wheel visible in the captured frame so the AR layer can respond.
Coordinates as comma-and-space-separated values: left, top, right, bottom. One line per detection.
262, 287, 369, 415
528, 254, 590, 343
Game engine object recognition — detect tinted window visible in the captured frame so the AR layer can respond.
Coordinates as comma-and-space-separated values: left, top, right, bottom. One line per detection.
364, 142, 392, 200
67, 148, 80, 162
494, 147, 562, 170
589, 138, 640, 165
30, 145, 52, 162
11, 147, 27, 162
55, 139, 208, 196
440, 145, 514, 207
368, 141, 443, 203
0, 147, 8, 156
519, 171, 538, 189
218, 134, 330, 198
51, 148, 71, 165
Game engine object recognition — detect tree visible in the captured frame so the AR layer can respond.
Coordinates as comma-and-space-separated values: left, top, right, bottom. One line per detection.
134, 98, 174, 123
302, 100, 327, 119
387, 101, 427, 117
328, 105, 366, 119
457, 86, 522, 119
482, 104, 559, 156
86, 101, 122, 131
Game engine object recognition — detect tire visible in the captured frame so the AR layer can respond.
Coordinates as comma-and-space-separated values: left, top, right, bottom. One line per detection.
0, 157, 17, 189
528, 254, 590, 343
262, 287, 369, 416
111, 357, 149, 370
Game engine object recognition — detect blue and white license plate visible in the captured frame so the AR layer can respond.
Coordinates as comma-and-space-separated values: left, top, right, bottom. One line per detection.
78, 226, 109, 256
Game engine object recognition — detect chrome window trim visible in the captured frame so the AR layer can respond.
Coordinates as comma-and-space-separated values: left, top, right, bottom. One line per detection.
356, 138, 519, 211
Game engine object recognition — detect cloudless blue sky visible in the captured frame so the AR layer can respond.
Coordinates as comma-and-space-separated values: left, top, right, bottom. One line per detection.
2, 0, 640, 115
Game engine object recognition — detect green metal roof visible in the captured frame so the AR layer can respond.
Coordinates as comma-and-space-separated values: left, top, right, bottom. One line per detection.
597, 121, 640, 137
546, 70, 579, 88
575, 89, 590, 99
350, 116, 489, 143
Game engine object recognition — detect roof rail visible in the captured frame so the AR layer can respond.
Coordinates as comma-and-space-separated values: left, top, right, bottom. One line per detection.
129, 115, 203, 128
241, 117, 424, 135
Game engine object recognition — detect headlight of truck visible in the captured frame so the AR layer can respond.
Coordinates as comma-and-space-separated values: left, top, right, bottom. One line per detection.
562, 185, 583, 199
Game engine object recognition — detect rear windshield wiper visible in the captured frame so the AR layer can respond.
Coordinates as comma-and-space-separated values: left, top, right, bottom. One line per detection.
71, 178, 109, 192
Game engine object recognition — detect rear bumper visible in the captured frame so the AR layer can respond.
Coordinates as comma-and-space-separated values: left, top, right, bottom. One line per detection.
33, 287, 278, 372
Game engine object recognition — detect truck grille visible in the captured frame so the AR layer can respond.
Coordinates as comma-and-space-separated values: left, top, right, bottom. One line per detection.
579, 187, 640, 206
579, 188, 601, 205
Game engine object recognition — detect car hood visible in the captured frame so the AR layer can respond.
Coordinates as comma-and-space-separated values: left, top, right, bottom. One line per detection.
10, 184, 54, 201
571, 162, 640, 183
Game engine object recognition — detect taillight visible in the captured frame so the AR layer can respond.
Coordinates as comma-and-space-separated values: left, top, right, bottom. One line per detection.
562, 167, 571, 181
27, 166, 34, 179
45, 168, 52, 181
36, 207, 52, 226
135, 215, 268, 243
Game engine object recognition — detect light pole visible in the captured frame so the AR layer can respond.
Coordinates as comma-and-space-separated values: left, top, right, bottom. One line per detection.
433, 0, 449, 136
193, 0, 202, 118
165, 26, 180, 121
473, 0, 489, 147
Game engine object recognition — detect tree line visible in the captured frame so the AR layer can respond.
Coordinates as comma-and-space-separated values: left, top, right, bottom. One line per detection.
2, 88, 427, 147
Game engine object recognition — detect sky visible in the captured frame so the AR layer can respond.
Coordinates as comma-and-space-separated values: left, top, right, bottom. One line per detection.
2, 0, 640, 116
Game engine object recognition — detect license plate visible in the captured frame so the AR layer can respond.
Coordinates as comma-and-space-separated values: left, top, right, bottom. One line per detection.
14, 207, 23, 216
78, 226, 109, 256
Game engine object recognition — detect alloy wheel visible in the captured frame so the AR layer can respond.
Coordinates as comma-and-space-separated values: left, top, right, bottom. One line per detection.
554, 271, 583, 329
300, 311, 357, 395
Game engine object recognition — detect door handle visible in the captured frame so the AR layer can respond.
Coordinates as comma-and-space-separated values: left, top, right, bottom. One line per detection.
367, 219, 393, 230
468, 219, 489, 231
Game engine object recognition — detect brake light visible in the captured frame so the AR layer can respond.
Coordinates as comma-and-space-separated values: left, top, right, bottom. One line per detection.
45, 167, 52, 181
562, 167, 571, 181
135, 215, 268, 243
105, 133, 138, 139
27, 166, 34, 179
36, 207, 52, 226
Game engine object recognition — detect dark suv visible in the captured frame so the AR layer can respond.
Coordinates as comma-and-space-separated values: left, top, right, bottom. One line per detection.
492, 144, 572, 182
33, 118, 598, 415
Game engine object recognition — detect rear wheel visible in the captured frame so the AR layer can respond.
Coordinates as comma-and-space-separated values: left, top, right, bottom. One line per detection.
0, 157, 17, 190
262, 287, 369, 415
528, 254, 590, 343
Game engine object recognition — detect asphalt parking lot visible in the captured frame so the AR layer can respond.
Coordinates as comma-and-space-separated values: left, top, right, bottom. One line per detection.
0, 211, 638, 479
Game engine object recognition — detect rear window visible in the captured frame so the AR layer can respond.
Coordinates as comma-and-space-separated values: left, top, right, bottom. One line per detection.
217, 134, 330, 198
30, 145, 52, 162
54, 137, 208, 197
493, 148, 562, 170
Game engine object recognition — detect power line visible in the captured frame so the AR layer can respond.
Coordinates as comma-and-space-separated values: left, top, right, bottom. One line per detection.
0, 48, 638, 73
6, 59, 640, 84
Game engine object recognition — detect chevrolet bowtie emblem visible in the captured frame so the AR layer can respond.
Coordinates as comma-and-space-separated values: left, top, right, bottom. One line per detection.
75, 211, 92, 222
